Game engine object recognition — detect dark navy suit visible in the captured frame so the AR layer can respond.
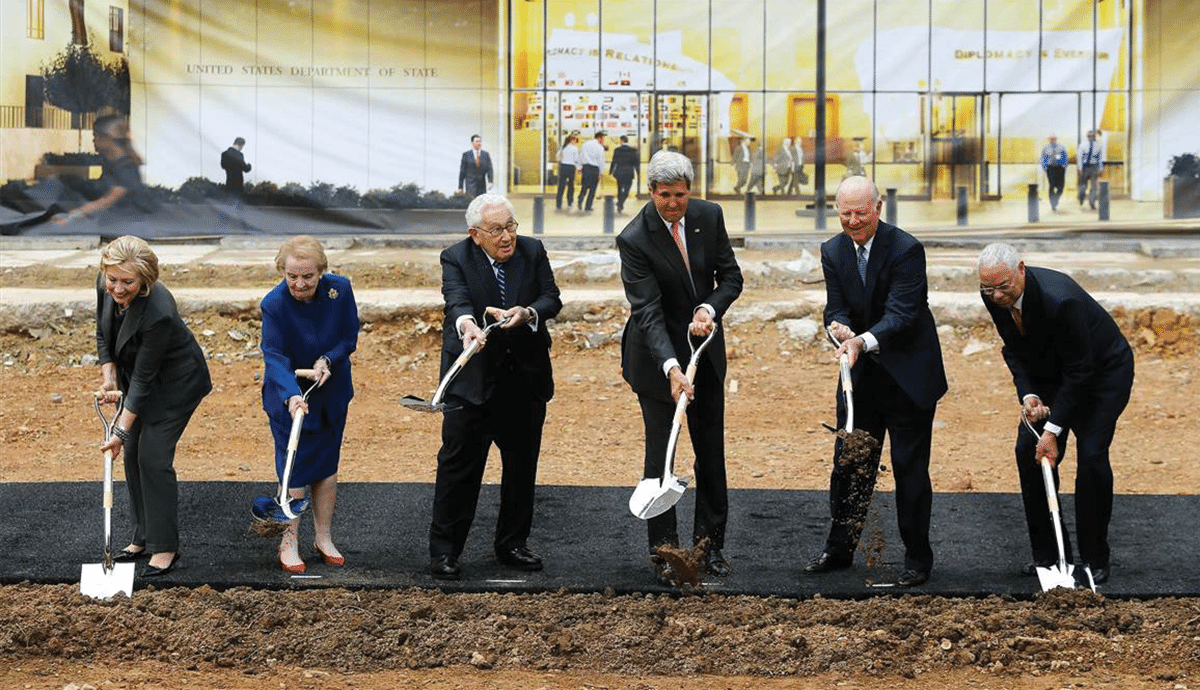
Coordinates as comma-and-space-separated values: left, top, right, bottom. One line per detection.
429, 235, 561, 559
983, 266, 1133, 570
820, 221, 947, 572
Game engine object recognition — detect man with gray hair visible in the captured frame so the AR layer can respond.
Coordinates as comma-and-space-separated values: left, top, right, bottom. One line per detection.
427, 193, 562, 580
617, 150, 743, 585
977, 243, 1133, 585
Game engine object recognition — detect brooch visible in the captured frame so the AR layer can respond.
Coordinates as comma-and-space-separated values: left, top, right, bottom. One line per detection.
328, 288, 339, 300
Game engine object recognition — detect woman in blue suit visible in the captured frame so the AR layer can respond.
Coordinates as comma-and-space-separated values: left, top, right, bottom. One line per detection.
260, 236, 359, 574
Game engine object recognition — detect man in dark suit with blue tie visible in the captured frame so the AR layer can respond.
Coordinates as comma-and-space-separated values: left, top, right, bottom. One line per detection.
458, 134, 494, 199
617, 150, 743, 585
977, 243, 1133, 585
805, 175, 947, 587
428, 194, 562, 580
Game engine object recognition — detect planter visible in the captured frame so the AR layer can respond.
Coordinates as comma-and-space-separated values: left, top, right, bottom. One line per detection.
1164, 176, 1200, 219
34, 164, 101, 181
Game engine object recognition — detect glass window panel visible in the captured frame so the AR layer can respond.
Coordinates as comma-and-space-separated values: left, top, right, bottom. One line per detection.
511, 0, 544, 90
931, 0, 984, 93
654, 1, 711, 91
599, 0, 653, 91
826, 0, 875, 91
874, 93, 928, 196
713, 91, 763, 195
984, 1, 1040, 93
996, 92, 1077, 199
546, 0, 601, 91
875, 2, 929, 92
712, 0, 763, 91
765, 0, 816, 91
1102, 0, 1130, 91
831, 93, 874, 181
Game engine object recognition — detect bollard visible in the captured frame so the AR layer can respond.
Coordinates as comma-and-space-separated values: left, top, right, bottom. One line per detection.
886, 188, 898, 225
745, 192, 756, 232
1028, 183, 1039, 223
956, 186, 968, 226
532, 196, 545, 235
1098, 181, 1110, 221
603, 195, 615, 234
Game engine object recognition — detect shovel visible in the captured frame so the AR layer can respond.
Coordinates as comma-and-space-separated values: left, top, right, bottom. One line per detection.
251, 369, 320, 524
80, 392, 135, 599
1022, 411, 1096, 592
400, 315, 510, 413
629, 325, 718, 519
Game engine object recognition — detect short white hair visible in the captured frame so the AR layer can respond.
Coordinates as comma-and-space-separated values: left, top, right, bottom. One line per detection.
978, 243, 1022, 271
465, 194, 515, 228
647, 151, 694, 189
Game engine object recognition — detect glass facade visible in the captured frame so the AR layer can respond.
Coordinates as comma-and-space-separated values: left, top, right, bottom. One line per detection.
509, 0, 1133, 200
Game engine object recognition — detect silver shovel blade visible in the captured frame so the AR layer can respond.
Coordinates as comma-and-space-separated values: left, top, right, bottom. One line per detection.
628, 476, 689, 519
1036, 563, 1079, 592
80, 561, 136, 599
399, 395, 443, 413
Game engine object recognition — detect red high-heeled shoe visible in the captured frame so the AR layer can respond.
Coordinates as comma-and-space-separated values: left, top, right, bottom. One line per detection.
279, 550, 306, 575
314, 544, 345, 566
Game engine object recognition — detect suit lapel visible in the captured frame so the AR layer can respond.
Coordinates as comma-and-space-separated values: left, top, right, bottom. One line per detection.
502, 244, 524, 308
115, 294, 147, 356
862, 224, 891, 298
646, 207, 695, 299
470, 243, 503, 309
684, 207, 706, 294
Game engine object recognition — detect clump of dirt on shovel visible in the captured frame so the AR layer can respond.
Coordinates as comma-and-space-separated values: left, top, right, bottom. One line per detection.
247, 517, 290, 538
654, 537, 711, 589
836, 428, 880, 468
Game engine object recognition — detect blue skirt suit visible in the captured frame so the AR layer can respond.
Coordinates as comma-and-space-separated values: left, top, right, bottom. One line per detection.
260, 273, 359, 487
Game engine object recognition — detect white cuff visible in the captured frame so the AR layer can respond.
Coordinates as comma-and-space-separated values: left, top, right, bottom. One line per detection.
455, 314, 477, 336
860, 331, 879, 353
1044, 421, 1063, 436
662, 358, 681, 378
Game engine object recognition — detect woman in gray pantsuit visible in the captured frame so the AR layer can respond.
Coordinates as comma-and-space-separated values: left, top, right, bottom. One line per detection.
95, 235, 211, 577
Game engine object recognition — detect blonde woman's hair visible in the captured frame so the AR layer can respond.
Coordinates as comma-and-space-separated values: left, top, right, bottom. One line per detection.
275, 235, 328, 273
99, 235, 158, 295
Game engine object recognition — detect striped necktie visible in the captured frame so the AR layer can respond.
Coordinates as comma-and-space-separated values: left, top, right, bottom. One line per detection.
856, 245, 868, 285
494, 261, 506, 305
670, 221, 690, 275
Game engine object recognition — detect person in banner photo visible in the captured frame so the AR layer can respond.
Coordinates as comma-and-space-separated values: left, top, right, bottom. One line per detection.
555, 131, 580, 211
617, 151, 743, 586
578, 131, 608, 212
221, 137, 252, 196
458, 135, 494, 199
609, 134, 640, 213
48, 115, 159, 226
428, 194, 562, 581
1077, 130, 1104, 210
260, 236, 359, 575
1039, 134, 1068, 211
95, 235, 212, 578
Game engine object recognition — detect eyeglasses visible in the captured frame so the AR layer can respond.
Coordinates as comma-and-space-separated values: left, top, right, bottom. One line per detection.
475, 221, 519, 238
979, 281, 1013, 295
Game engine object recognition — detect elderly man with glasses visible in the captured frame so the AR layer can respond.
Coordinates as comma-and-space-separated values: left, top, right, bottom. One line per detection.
426, 194, 562, 581
977, 243, 1134, 586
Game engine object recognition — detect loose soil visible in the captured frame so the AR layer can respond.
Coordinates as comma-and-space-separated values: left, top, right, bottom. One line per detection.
2, 260, 1199, 689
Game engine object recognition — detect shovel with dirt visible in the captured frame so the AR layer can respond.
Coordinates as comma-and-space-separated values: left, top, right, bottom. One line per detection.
400, 315, 510, 413
628, 325, 718, 520
1021, 411, 1097, 592
80, 392, 135, 600
249, 369, 320, 537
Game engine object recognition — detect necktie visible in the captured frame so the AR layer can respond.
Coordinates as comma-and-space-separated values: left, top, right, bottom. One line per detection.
474, 152, 480, 167
1010, 307, 1026, 336
494, 260, 506, 305
670, 221, 690, 275
1085, 143, 1093, 165
856, 245, 868, 285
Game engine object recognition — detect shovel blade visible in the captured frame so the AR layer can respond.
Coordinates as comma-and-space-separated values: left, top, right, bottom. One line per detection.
80, 562, 135, 599
628, 476, 689, 520
1036, 563, 1079, 592
399, 395, 443, 413
251, 495, 310, 522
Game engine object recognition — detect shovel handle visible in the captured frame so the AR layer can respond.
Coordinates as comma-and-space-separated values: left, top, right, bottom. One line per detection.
295, 368, 318, 380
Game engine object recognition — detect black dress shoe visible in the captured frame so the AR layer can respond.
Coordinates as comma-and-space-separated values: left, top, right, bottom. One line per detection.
804, 552, 852, 573
113, 547, 148, 562
653, 559, 677, 586
896, 568, 929, 587
1021, 560, 1058, 576
704, 548, 731, 577
429, 554, 461, 580
140, 552, 181, 578
496, 546, 543, 571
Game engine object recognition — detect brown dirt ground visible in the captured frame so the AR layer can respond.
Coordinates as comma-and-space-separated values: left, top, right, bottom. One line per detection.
2, 263, 1199, 689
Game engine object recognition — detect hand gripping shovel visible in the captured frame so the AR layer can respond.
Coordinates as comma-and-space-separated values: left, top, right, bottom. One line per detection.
251, 369, 320, 526
81, 392, 135, 599
629, 325, 718, 519
1022, 411, 1096, 592
400, 315, 510, 413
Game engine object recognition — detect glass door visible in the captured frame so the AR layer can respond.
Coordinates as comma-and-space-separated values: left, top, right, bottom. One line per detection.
930, 93, 982, 199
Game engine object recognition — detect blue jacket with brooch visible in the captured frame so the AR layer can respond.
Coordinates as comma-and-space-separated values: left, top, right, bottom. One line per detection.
260, 273, 359, 431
